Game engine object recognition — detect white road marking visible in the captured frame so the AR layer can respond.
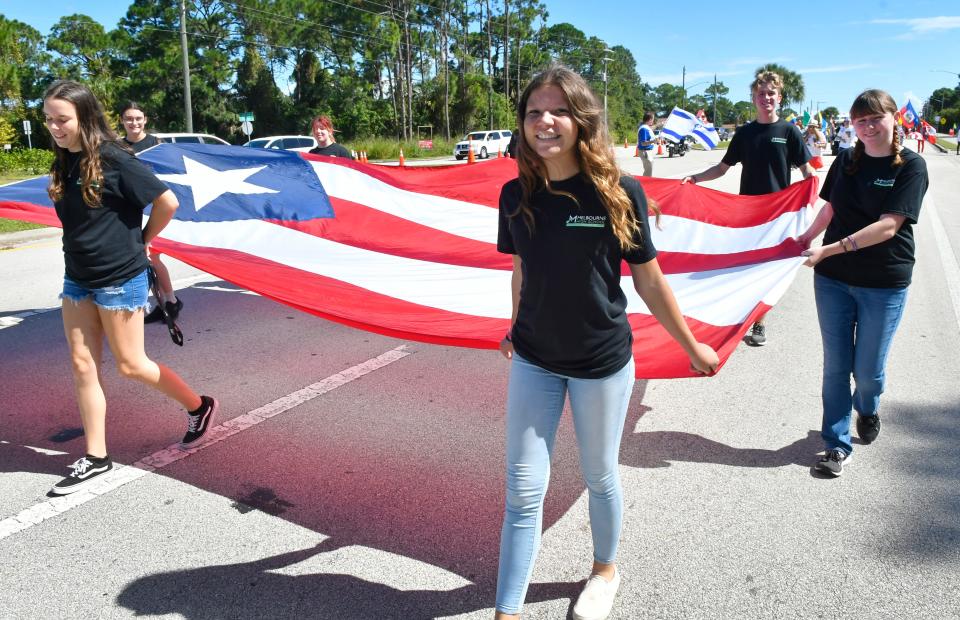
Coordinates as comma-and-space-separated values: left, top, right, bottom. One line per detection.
0, 441, 69, 456
926, 193, 960, 329
0, 345, 412, 540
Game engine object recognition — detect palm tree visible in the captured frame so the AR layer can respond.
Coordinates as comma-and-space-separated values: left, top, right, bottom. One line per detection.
755, 63, 805, 111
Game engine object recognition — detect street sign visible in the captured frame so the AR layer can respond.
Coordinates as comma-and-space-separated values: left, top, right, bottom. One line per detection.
22, 120, 31, 135
241, 120, 253, 136
238, 112, 255, 122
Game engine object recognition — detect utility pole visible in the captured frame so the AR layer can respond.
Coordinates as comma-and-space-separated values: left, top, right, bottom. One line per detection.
602, 49, 613, 133
180, 0, 193, 132
712, 73, 717, 125
680, 65, 686, 109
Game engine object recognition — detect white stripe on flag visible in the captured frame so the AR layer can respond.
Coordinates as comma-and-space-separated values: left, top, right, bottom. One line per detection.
311, 161, 498, 244
651, 209, 812, 255
160, 218, 803, 326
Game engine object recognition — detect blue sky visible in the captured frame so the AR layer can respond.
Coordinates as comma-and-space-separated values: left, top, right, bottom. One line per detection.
4, 0, 959, 117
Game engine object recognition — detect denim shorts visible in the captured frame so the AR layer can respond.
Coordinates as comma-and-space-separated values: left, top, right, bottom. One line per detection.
61, 269, 150, 312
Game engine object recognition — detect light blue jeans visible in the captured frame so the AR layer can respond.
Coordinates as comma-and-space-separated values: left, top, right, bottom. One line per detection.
494, 353, 635, 614
814, 273, 908, 455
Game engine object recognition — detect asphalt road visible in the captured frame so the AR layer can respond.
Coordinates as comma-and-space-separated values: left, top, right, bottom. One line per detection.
1, 147, 958, 619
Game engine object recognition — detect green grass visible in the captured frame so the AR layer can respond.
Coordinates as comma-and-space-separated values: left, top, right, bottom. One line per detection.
347, 137, 461, 160
0, 172, 46, 234
0, 218, 44, 234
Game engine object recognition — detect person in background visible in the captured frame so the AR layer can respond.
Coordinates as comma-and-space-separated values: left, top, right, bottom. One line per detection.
681, 70, 814, 346
118, 101, 181, 325
798, 89, 928, 476
804, 120, 827, 170
43, 80, 218, 495
308, 115, 353, 159
636, 111, 656, 177
494, 65, 718, 620
837, 118, 857, 151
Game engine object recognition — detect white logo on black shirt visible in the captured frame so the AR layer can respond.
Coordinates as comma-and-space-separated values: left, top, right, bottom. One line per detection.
566, 215, 606, 228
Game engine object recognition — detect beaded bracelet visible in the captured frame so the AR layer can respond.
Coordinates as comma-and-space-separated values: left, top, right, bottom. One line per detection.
839, 237, 849, 252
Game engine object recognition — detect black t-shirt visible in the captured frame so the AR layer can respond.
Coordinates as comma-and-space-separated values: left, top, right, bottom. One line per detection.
497, 174, 657, 379
309, 143, 353, 159
54, 142, 171, 288
815, 147, 928, 288
123, 133, 159, 154
721, 119, 809, 195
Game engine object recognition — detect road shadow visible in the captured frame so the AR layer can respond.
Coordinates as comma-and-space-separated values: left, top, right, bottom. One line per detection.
115, 539, 580, 620
619, 383, 821, 469
884, 399, 960, 559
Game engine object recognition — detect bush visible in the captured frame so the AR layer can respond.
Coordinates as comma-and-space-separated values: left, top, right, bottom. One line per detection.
0, 148, 54, 175
347, 137, 460, 160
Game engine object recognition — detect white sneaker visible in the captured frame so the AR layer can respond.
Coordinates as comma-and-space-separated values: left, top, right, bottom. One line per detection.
572, 566, 621, 620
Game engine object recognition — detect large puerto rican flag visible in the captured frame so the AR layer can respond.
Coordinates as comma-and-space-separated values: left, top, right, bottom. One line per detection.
0, 144, 818, 379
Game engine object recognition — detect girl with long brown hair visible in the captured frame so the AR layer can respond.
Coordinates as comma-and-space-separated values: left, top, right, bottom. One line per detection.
494, 65, 717, 620
43, 80, 218, 495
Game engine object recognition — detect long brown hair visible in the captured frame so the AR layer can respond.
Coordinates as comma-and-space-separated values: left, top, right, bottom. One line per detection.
845, 89, 904, 175
45, 80, 119, 207
514, 65, 658, 251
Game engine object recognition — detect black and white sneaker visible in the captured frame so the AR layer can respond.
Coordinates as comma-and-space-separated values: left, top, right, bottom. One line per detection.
180, 396, 218, 449
815, 449, 852, 476
50, 456, 113, 495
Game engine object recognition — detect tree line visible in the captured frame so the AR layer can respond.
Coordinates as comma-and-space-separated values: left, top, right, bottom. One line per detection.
1, 1, 957, 149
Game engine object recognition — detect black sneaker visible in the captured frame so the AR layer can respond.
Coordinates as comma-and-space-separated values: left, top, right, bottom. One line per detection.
144, 304, 165, 324
856, 413, 881, 444
815, 449, 852, 476
180, 396, 218, 449
746, 322, 766, 346
50, 456, 113, 495
165, 298, 183, 321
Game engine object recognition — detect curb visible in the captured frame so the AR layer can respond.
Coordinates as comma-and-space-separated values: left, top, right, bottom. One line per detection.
0, 227, 61, 248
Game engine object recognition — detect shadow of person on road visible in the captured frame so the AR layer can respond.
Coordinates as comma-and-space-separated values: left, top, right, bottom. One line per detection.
115, 538, 580, 620
618, 383, 821, 469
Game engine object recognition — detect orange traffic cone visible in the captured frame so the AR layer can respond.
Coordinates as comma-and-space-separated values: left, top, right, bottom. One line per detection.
656, 139, 663, 155
398, 148, 405, 167
363, 151, 368, 163
634, 145, 640, 157
497, 146, 502, 158
467, 137, 475, 164
624, 138, 628, 149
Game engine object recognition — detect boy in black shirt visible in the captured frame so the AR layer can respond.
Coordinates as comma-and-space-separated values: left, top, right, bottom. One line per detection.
683, 70, 814, 345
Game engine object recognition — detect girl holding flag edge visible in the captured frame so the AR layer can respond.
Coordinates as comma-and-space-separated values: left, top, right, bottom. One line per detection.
42, 80, 218, 495
494, 65, 718, 620
798, 89, 928, 476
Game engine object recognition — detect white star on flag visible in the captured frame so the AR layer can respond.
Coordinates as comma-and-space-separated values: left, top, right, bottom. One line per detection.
157, 156, 278, 210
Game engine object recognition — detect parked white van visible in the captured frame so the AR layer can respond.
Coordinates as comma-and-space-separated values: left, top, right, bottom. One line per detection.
153, 132, 231, 146
454, 129, 512, 160
243, 135, 318, 152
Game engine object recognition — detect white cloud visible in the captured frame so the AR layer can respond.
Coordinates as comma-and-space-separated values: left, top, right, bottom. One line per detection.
871, 16, 960, 38
797, 64, 874, 74
643, 70, 743, 86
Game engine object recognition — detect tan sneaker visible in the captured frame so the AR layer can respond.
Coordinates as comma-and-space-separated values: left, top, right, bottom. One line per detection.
572, 566, 621, 620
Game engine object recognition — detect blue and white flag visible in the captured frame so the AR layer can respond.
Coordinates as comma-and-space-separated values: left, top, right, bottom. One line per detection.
661, 107, 721, 150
